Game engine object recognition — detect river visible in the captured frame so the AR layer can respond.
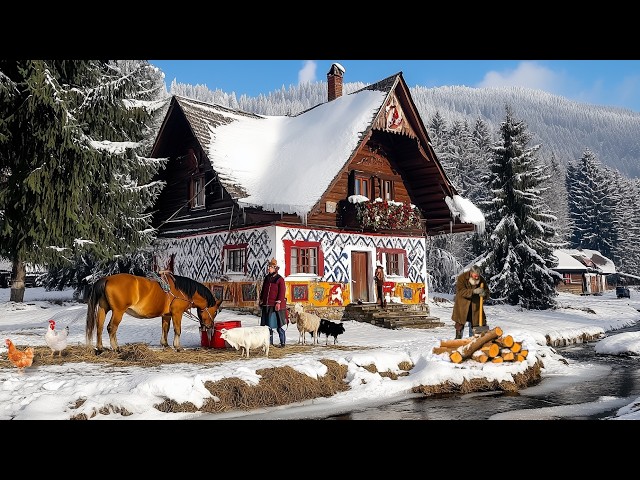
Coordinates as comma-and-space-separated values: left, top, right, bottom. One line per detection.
325, 322, 640, 420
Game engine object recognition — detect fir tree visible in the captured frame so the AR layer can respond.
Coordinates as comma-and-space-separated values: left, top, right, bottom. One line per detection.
479, 106, 561, 309
566, 149, 616, 257
0, 60, 168, 302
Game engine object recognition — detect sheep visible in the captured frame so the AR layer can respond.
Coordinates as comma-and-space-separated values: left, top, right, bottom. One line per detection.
219, 325, 270, 358
288, 302, 321, 345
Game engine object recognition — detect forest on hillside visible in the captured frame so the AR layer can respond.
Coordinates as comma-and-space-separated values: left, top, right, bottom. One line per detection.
170, 79, 640, 180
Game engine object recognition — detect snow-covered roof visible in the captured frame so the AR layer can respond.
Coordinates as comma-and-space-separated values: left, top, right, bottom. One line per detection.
552, 249, 616, 274
166, 72, 485, 234
199, 89, 385, 218
552, 250, 589, 271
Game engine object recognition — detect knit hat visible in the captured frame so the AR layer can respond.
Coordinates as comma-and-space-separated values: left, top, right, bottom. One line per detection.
267, 258, 278, 269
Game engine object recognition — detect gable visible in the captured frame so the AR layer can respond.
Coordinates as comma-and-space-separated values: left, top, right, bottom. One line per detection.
150, 70, 483, 236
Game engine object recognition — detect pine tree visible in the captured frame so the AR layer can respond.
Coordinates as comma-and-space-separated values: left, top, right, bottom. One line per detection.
479, 106, 561, 309
0, 60, 168, 302
566, 149, 617, 257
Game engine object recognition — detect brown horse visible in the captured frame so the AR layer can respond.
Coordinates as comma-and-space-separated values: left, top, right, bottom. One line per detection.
85, 272, 223, 352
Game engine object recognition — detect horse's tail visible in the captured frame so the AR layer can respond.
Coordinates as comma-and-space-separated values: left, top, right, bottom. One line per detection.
85, 277, 108, 347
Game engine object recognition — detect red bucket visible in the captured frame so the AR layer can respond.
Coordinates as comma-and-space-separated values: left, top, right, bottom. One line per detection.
201, 320, 242, 349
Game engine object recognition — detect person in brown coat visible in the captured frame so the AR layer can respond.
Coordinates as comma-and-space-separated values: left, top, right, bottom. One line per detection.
451, 265, 490, 339
374, 263, 386, 308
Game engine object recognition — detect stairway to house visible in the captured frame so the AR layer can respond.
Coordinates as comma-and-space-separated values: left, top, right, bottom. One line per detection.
342, 302, 444, 330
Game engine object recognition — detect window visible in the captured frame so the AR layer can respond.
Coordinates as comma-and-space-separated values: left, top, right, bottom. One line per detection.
378, 248, 407, 277
223, 244, 248, 274
563, 273, 579, 284
382, 180, 394, 201
354, 174, 370, 198
283, 240, 324, 276
291, 246, 317, 274
190, 175, 205, 209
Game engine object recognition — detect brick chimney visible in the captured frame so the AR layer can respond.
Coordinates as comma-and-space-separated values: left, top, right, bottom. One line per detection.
327, 63, 345, 102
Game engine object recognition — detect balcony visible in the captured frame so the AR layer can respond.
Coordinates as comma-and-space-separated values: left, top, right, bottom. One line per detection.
338, 197, 424, 234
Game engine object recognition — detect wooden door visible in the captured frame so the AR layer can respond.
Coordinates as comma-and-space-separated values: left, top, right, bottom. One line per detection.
351, 251, 371, 303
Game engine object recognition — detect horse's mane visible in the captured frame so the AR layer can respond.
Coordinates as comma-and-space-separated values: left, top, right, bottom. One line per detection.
172, 275, 217, 307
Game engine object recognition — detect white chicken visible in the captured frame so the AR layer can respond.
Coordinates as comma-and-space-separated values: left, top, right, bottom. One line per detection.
44, 319, 69, 357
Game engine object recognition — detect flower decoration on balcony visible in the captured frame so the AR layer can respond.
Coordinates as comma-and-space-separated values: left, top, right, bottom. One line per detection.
348, 196, 422, 231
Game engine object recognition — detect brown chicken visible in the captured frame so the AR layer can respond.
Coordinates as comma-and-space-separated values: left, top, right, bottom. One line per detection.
5, 339, 35, 371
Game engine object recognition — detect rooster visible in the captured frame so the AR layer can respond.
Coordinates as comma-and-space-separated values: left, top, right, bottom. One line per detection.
45, 319, 69, 357
5, 339, 35, 371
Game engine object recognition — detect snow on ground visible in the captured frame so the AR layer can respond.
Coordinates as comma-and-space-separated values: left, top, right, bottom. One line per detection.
0, 286, 639, 420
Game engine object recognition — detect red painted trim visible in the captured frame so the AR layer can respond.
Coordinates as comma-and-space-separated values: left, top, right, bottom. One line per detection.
283, 240, 324, 277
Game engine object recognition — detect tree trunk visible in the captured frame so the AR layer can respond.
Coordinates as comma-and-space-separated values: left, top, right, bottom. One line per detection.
9, 259, 25, 303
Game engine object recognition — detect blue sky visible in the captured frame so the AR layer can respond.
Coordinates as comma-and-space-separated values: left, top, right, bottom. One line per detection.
149, 60, 640, 113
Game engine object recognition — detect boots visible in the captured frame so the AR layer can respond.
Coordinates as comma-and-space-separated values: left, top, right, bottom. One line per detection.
455, 324, 463, 339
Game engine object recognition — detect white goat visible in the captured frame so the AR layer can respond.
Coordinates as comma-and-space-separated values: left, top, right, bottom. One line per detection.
219, 326, 270, 358
289, 303, 321, 345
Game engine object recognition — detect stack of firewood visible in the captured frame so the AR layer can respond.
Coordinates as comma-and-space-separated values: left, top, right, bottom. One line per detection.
432, 326, 529, 364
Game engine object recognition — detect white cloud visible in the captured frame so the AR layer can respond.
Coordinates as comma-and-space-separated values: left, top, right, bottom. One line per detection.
298, 60, 317, 86
477, 61, 564, 93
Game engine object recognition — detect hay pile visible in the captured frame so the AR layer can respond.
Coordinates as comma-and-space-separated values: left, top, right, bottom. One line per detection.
2, 341, 544, 419
0, 342, 361, 369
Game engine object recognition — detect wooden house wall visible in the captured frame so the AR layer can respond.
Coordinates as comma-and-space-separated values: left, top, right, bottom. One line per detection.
308, 141, 422, 234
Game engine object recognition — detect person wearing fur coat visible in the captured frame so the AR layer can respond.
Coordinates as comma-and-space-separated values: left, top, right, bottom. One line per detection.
451, 265, 490, 339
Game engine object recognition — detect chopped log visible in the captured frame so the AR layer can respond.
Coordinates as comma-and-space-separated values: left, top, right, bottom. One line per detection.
516, 354, 526, 362
472, 350, 488, 363
432, 346, 458, 355
439, 338, 474, 348
491, 356, 504, 363
495, 335, 514, 348
449, 326, 503, 363
501, 350, 515, 362
510, 342, 522, 353
450, 351, 463, 364
520, 349, 528, 358
480, 343, 500, 358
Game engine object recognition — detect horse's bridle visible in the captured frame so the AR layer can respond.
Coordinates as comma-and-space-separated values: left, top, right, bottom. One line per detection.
160, 271, 220, 330
198, 304, 220, 330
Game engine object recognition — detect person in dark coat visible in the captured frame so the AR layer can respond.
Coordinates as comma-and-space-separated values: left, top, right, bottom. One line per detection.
451, 265, 490, 339
259, 258, 287, 348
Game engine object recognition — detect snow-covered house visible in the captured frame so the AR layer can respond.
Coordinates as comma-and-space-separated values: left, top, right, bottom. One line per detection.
148, 64, 484, 315
552, 248, 616, 295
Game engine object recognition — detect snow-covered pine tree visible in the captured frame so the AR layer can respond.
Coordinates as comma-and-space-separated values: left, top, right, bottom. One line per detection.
543, 151, 570, 244
566, 149, 617, 258
603, 166, 638, 275
479, 105, 561, 309
0, 60, 168, 302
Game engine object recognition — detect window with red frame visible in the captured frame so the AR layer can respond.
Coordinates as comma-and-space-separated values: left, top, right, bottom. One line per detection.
284, 240, 323, 276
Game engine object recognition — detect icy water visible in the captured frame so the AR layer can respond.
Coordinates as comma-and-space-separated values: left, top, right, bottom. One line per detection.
325, 323, 640, 420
